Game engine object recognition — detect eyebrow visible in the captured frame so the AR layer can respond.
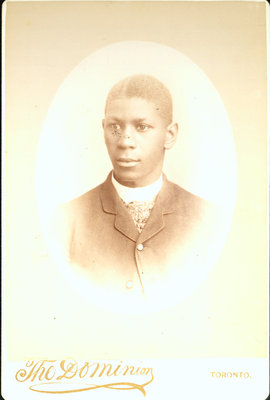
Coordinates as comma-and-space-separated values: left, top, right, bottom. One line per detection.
104, 116, 121, 122
134, 118, 149, 123
105, 117, 150, 123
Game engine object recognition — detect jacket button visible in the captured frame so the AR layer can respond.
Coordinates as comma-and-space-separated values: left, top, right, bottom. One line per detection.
126, 280, 133, 289
137, 243, 143, 251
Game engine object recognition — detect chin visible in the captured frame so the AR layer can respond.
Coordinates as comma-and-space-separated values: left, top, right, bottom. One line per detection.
114, 172, 139, 187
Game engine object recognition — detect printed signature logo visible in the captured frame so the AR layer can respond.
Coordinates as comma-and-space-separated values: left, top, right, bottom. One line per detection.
15, 360, 154, 396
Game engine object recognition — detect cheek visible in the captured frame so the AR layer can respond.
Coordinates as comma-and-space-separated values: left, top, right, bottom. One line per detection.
105, 136, 115, 151
142, 146, 164, 169
144, 137, 165, 156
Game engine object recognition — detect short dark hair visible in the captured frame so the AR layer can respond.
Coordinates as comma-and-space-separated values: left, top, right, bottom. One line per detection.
105, 74, 173, 124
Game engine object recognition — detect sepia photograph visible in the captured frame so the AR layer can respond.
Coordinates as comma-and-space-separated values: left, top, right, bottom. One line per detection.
38, 41, 236, 311
3, 1, 269, 399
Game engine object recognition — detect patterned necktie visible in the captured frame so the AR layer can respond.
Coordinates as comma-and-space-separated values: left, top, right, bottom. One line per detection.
122, 199, 155, 233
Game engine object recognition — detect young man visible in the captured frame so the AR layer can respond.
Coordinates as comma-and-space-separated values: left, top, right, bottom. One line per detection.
53, 74, 216, 297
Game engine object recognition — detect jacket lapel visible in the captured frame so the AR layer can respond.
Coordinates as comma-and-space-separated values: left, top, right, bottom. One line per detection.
138, 201, 165, 243
138, 175, 176, 243
100, 172, 139, 242
114, 204, 139, 242
100, 172, 176, 243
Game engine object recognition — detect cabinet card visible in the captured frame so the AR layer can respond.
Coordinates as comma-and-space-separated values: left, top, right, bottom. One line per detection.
2, 1, 269, 399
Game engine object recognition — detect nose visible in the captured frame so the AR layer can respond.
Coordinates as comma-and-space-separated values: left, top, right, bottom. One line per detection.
117, 125, 136, 148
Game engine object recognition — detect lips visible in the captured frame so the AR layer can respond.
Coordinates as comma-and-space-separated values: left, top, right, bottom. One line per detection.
116, 158, 140, 167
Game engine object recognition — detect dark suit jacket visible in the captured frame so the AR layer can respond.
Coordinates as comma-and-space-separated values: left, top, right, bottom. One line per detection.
53, 172, 217, 297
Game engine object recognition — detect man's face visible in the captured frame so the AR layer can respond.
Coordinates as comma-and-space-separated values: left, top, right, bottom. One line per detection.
103, 96, 174, 188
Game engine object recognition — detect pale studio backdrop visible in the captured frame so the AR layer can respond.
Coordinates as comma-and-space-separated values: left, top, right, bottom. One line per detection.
35, 40, 237, 313
5, 1, 267, 360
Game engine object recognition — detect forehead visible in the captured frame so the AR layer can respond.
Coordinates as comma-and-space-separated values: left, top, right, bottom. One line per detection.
105, 96, 166, 123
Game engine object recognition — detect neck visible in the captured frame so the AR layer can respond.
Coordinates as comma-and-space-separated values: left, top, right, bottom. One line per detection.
112, 173, 163, 203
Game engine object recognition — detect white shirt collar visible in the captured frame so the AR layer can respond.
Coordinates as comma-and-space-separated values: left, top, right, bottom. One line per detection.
112, 173, 163, 203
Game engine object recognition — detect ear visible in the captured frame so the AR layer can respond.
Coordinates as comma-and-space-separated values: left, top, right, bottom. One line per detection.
102, 119, 105, 130
164, 122, 178, 150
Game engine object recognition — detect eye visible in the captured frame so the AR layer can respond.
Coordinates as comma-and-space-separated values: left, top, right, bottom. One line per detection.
136, 123, 150, 132
111, 123, 121, 131
109, 123, 121, 135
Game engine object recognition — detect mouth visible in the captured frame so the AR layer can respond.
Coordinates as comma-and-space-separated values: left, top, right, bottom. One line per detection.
116, 158, 140, 167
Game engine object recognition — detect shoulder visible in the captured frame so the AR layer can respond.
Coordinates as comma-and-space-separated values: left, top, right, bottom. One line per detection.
69, 183, 102, 206
171, 181, 208, 206
165, 178, 207, 205
165, 179, 217, 220
60, 182, 104, 217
